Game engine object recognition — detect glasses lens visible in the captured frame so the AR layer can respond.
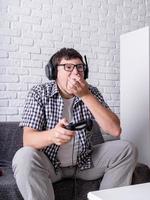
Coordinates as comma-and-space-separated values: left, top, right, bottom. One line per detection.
64, 64, 74, 71
76, 64, 85, 72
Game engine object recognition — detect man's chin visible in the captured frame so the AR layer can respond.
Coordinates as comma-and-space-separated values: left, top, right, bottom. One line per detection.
61, 89, 74, 98
65, 91, 75, 97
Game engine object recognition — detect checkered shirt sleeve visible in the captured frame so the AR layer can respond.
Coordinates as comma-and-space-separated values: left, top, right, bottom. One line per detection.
20, 87, 46, 130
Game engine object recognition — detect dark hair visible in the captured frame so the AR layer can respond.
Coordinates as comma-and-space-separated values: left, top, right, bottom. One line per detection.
51, 48, 84, 66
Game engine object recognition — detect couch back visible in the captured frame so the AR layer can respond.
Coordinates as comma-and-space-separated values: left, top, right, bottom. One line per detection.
0, 122, 23, 166
0, 121, 104, 166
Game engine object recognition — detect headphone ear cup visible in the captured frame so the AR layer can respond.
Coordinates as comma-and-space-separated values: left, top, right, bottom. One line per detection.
45, 63, 56, 80
84, 65, 89, 79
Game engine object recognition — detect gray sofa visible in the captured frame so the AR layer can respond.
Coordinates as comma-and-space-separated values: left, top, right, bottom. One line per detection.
0, 121, 104, 200
0, 122, 150, 200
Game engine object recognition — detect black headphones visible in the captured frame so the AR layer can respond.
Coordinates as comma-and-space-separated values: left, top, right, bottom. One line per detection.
45, 54, 89, 80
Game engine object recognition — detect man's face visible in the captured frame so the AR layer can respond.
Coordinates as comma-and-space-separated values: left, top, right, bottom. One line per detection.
56, 58, 85, 98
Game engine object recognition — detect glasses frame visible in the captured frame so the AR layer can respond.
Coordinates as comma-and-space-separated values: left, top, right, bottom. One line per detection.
57, 63, 86, 72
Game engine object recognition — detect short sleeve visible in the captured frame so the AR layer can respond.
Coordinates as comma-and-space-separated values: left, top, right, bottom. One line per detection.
20, 88, 45, 130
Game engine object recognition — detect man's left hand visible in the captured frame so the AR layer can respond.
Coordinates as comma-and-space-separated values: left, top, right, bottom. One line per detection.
67, 75, 91, 97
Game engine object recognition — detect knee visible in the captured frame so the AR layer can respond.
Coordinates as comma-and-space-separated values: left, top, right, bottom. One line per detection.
12, 146, 38, 174
121, 140, 138, 164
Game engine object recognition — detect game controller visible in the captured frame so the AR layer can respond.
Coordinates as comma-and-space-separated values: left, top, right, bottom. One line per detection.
65, 119, 93, 131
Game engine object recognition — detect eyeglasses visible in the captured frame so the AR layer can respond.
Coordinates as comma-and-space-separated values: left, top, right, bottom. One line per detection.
57, 63, 86, 72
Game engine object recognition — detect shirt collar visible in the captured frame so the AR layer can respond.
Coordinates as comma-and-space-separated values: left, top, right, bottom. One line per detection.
49, 81, 59, 97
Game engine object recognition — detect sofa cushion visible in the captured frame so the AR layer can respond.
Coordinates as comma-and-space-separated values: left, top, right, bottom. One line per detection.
54, 178, 101, 200
0, 168, 3, 176
0, 167, 23, 200
132, 163, 150, 184
0, 122, 23, 165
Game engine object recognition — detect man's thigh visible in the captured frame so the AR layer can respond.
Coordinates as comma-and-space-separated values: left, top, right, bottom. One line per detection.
76, 140, 130, 180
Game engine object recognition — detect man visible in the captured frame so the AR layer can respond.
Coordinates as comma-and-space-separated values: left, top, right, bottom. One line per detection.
12, 48, 137, 200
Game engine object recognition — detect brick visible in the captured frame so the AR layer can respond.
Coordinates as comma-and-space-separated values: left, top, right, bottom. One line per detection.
0, 100, 9, 107
0, 107, 18, 115
107, 100, 120, 107
11, 22, 32, 32
7, 68, 29, 75
34, 39, 54, 47
87, 79, 99, 87
0, 51, 8, 58
0, 91, 17, 99
99, 80, 116, 86
0, 75, 19, 83
9, 100, 25, 107
0, 59, 20, 66
31, 53, 49, 61
41, 48, 53, 55
0, 116, 6, 121
22, 60, 42, 68
17, 91, 28, 99
30, 68, 45, 76
0, 84, 6, 90
104, 87, 119, 94
19, 107, 24, 115
111, 94, 120, 100
32, 9, 47, 17
33, 24, 53, 33
22, 31, 42, 39
0, 28, 21, 36
0, 14, 19, 22
106, 73, 119, 80
9, 52, 30, 59
22, 0, 42, 9
1, 0, 20, 6
20, 46, 40, 54
6, 83, 28, 91
12, 37, 33, 45
0, 20, 9, 29
20, 16, 41, 24
20, 76, 42, 83
8, 5, 31, 15
0, 36, 10, 44
90, 73, 106, 80
0, 44, 18, 51
7, 115, 21, 122
0, 66, 6, 73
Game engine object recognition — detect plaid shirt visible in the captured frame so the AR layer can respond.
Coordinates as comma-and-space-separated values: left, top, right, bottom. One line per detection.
20, 81, 109, 171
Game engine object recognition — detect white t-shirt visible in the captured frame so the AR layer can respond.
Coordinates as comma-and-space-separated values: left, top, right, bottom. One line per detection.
57, 97, 79, 167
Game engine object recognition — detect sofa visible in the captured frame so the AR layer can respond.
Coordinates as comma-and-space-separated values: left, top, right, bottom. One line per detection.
0, 121, 150, 200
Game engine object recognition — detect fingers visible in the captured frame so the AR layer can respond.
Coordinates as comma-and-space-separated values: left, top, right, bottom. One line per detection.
67, 76, 88, 97
58, 118, 68, 128
53, 118, 75, 145
67, 77, 82, 92
55, 132, 73, 145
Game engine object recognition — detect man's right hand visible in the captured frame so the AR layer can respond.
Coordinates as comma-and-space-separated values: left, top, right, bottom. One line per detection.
23, 118, 75, 149
49, 118, 75, 146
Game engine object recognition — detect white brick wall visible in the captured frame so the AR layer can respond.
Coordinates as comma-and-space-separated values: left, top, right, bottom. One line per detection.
0, 0, 150, 121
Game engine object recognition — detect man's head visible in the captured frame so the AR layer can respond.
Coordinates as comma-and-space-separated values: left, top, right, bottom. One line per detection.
45, 48, 89, 98
45, 48, 88, 80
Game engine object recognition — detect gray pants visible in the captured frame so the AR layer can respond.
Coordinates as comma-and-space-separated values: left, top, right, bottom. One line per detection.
12, 140, 137, 200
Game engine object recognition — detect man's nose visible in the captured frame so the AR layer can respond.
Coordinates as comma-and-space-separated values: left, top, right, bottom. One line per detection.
72, 66, 79, 74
